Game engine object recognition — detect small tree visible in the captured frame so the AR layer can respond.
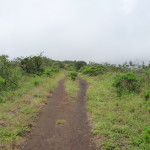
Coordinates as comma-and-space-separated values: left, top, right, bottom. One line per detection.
74, 61, 87, 71
20, 55, 44, 75
0, 55, 21, 90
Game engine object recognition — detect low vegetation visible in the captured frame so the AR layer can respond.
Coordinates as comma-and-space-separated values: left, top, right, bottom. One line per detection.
81, 72, 150, 150
0, 73, 64, 149
56, 120, 66, 124
0, 53, 150, 150
0, 54, 65, 149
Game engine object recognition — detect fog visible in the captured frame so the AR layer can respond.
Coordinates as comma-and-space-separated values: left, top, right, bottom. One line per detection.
0, 0, 150, 64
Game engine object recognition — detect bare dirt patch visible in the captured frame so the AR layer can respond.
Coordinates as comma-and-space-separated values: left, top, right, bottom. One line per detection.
22, 78, 96, 150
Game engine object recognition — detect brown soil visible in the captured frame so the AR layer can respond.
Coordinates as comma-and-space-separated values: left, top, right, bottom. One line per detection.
22, 78, 96, 150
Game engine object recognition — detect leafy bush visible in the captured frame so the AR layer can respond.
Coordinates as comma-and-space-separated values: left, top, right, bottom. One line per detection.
113, 72, 142, 96
81, 65, 106, 76
0, 55, 21, 91
20, 55, 44, 75
44, 68, 53, 76
69, 71, 78, 80
145, 90, 150, 101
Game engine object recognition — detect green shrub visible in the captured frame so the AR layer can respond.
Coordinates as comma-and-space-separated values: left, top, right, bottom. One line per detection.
69, 71, 78, 80
0, 55, 21, 91
44, 68, 53, 76
113, 72, 142, 96
20, 55, 44, 75
81, 65, 106, 76
145, 90, 150, 101
34, 80, 40, 86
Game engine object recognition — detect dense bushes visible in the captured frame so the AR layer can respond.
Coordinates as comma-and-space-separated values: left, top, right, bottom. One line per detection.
81, 65, 106, 76
113, 72, 143, 96
0, 55, 21, 91
19, 55, 62, 76
20, 55, 44, 75
0, 54, 61, 100
0, 54, 46, 93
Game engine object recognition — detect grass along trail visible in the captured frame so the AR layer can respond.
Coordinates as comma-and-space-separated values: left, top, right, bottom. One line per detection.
0, 73, 65, 150
81, 73, 150, 150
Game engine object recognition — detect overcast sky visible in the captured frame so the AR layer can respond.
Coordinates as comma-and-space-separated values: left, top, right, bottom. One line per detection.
0, 0, 150, 63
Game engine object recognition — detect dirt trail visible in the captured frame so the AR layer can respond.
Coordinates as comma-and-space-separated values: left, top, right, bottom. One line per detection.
22, 78, 96, 150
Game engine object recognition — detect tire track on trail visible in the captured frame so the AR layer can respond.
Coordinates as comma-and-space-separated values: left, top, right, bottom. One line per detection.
22, 78, 96, 150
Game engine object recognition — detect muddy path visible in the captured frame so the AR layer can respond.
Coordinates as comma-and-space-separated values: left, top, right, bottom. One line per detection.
22, 78, 96, 150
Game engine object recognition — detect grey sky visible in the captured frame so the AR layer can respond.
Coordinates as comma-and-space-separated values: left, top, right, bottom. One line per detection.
0, 0, 150, 63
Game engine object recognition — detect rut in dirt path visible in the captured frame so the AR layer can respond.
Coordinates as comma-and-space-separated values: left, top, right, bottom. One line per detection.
22, 78, 96, 150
